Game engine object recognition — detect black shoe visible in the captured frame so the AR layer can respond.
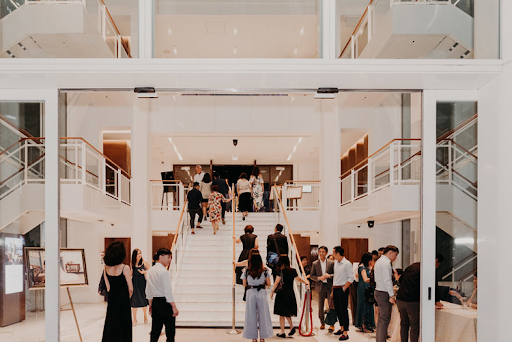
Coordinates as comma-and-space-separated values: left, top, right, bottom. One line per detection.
242, 216, 245, 221
334, 330, 343, 335
277, 333, 286, 338
288, 327, 296, 336
339, 334, 349, 341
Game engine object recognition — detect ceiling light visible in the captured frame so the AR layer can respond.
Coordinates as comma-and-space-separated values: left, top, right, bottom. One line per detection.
233, 27, 238, 35
293, 47, 298, 56
168, 138, 183, 161
287, 154, 292, 161
173, 46, 178, 55
167, 28, 172, 35
299, 27, 305, 36
232, 154, 238, 161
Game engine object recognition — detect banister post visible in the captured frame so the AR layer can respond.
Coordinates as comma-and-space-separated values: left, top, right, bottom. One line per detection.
350, 169, 355, 202
389, 141, 395, 185
368, 155, 373, 195
283, 182, 288, 211
117, 168, 122, 201
81, 140, 86, 185
24, 140, 28, 183
448, 140, 453, 185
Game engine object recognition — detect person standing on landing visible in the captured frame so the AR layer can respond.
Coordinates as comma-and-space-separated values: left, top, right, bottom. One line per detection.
374, 245, 400, 342
237, 172, 252, 220
310, 246, 335, 331
193, 165, 205, 184
130, 249, 150, 325
146, 248, 179, 342
331, 246, 354, 341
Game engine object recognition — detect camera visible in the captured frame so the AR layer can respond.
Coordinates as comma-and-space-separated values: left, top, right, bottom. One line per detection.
367, 220, 375, 228
357, 224, 361, 228
233, 139, 238, 147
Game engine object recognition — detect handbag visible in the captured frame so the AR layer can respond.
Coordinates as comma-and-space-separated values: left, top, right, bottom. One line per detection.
98, 273, 107, 296
324, 308, 338, 326
274, 273, 284, 293
266, 235, 281, 267
364, 285, 376, 305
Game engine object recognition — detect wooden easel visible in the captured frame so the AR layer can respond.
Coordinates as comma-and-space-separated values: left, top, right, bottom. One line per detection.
60, 287, 83, 342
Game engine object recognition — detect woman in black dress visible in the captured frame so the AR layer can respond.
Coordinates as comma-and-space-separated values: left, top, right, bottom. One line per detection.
130, 249, 150, 325
234, 225, 259, 284
102, 241, 133, 342
270, 255, 309, 338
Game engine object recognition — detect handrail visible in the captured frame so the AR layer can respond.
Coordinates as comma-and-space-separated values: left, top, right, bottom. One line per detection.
150, 180, 182, 183
340, 139, 421, 180
228, 184, 239, 334
231, 184, 236, 287
272, 185, 307, 279
436, 158, 477, 189
0, 114, 36, 140
441, 254, 477, 281
170, 199, 188, 252
285, 180, 321, 183
339, 0, 374, 58
439, 138, 478, 160
437, 113, 478, 142
99, 0, 132, 58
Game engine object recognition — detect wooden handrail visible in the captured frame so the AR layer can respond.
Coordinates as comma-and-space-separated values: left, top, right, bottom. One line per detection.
0, 114, 35, 140
232, 184, 236, 287
150, 180, 182, 183
442, 139, 478, 160
170, 199, 188, 252
285, 180, 321, 184
0, 138, 25, 158
0, 153, 45, 187
339, 0, 375, 58
272, 185, 307, 279
437, 113, 478, 142
340, 139, 421, 179
99, 0, 132, 58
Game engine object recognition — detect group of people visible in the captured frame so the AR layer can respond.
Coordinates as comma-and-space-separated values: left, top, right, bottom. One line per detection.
233, 223, 309, 342
100, 242, 178, 342
187, 165, 266, 234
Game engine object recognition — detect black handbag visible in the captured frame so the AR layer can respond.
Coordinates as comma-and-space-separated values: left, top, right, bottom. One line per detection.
274, 274, 284, 293
364, 285, 375, 304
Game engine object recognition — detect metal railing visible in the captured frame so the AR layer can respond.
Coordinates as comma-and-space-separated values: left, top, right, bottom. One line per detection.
228, 184, 239, 335
442, 254, 477, 282
0, 137, 132, 204
340, 139, 422, 206
280, 181, 321, 211
339, 0, 472, 59
150, 180, 185, 210
272, 185, 309, 332
168, 199, 189, 291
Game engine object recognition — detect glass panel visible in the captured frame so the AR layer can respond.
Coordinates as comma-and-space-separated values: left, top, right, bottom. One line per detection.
154, 0, 321, 58
436, 101, 478, 342
0, 100, 45, 340
0, 0, 138, 58
336, 0, 499, 59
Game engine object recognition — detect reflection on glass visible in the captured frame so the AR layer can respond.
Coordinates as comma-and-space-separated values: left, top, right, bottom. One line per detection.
436, 101, 477, 341
154, 0, 320, 58
0, 0, 137, 58
336, 0, 498, 59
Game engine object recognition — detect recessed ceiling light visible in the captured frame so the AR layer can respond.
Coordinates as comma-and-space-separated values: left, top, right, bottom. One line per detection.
167, 28, 172, 35
233, 27, 238, 35
173, 46, 178, 55
293, 47, 298, 56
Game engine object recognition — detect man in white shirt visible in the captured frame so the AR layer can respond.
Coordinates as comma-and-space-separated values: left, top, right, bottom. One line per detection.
146, 248, 179, 342
331, 246, 354, 341
374, 245, 399, 342
193, 165, 205, 184
310, 246, 334, 330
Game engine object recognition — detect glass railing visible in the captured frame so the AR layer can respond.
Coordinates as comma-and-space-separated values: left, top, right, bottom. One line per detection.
279, 181, 321, 211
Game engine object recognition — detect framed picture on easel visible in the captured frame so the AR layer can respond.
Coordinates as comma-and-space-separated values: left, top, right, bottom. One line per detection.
25, 248, 88, 289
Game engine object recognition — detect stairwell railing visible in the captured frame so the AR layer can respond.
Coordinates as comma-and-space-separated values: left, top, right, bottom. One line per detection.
168, 198, 189, 290
227, 184, 240, 335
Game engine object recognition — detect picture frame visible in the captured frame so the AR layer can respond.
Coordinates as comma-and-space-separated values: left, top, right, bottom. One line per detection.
25, 248, 88, 289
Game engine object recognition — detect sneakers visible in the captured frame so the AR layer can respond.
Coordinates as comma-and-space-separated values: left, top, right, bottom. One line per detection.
276, 333, 286, 338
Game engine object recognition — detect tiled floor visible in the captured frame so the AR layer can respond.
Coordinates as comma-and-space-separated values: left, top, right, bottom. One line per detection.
0, 299, 378, 342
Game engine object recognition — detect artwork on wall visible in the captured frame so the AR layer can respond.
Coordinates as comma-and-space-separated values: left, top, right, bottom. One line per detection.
4, 236, 24, 295
25, 248, 88, 289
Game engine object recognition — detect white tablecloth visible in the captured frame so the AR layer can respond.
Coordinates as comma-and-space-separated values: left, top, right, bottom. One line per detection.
388, 301, 477, 342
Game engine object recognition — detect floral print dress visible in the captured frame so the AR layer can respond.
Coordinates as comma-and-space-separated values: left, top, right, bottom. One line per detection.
250, 175, 264, 211
208, 191, 225, 222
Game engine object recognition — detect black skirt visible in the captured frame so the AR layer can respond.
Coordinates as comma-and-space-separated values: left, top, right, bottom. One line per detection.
238, 192, 252, 212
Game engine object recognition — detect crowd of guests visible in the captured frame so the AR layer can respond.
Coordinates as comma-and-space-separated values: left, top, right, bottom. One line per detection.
100, 242, 178, 342
186, 165, 266, 234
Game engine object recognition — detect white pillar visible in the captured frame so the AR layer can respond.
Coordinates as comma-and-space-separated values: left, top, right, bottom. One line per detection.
319, 97, 340, 251
44, 89, 60, 342
132, 96, 152, 261
139, 0, 153, 59
420, 90, 436, 342
321, 0, 336, 59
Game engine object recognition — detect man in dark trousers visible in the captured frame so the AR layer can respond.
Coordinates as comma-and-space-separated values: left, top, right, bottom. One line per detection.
146, 248, 179, 342
266, 224, 289, 280
212, 171, 228, 225
332, 246, 354, 341
187, 182, 203, 234
310, 246, 335, 330
396, 262, 420, 342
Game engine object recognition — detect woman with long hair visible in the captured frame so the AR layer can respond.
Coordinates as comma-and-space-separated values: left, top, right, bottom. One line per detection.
237, 172, 252, 220
200, 172, 212, 219
208, 184, 232, 234
270, 255, 309, 338
130, 249, 150, 325
249, 166, 265, 212
241, 253, 273, 342
234, 225, 259, 284
355, 253, 375, 333
102, 241, 133, 342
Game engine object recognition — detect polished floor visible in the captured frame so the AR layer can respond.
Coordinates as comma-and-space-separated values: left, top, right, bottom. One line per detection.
0, 300, 378, 342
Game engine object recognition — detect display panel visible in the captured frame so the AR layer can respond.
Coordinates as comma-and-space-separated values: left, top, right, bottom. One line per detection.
26, 248, 88, 289
4, 237, 24, 295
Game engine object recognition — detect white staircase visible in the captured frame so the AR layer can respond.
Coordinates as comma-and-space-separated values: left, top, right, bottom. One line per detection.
174, 212, 298, 327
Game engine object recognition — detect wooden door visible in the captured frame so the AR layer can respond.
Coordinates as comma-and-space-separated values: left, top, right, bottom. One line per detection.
152, 234, 174, 257
292, 234, 311, 265
104, 238, 131, 266
340, 238, 369, 263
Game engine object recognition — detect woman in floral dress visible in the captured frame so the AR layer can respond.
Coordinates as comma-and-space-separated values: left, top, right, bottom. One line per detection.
208, 184, 232, 234
249, 167, 265, 212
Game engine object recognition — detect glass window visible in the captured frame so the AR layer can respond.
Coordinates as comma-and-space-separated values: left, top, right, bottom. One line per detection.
435, 101, 478, 341
0, 0, 138, 58
153, 0, 321, 58
336, 0, 499, 59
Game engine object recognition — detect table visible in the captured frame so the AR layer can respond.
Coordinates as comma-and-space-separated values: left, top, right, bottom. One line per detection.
388, 301, 476, 342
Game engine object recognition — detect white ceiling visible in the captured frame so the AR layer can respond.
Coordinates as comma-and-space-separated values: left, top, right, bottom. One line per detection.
152, 133, 320, 165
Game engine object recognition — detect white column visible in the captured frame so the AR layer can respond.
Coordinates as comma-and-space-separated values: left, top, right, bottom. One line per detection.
420, 90, 436, 342
474, 0, 500, 59
132, 96, 152, 261
321, 0, 336, 59
44, 89, 60, 342
139, 0, 153, 59
319, 97, 340, 251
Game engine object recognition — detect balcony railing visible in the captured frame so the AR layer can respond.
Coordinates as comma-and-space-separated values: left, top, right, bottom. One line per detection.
0, 137, 132, 204
340, 139, 422, 206
150, 180, 185, 210
278, 181, 321, 211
